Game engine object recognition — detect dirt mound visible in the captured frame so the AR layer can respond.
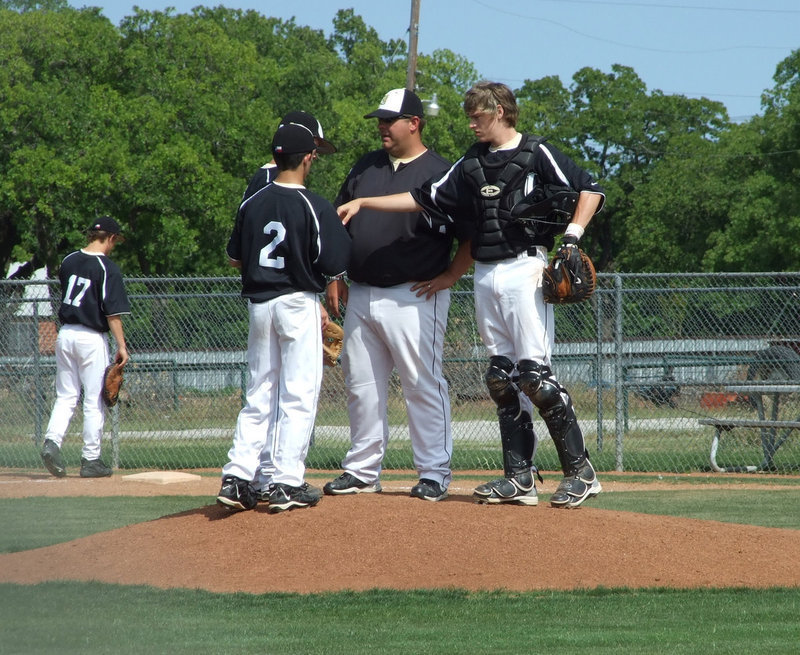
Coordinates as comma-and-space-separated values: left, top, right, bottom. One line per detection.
2, 477, 800, 593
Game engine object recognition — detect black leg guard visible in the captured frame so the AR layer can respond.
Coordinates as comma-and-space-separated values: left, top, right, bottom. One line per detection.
517, 359, 588, 476
499, 408, 535, 477
485, 357, 536, 478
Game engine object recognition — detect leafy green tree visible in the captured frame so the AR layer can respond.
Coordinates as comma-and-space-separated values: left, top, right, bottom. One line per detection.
0, 4, 123, 273
512, 64, 730, 271
3, 3, 796, 278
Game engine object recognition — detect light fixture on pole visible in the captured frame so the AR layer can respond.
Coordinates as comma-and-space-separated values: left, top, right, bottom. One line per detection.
423, 92, 439, 117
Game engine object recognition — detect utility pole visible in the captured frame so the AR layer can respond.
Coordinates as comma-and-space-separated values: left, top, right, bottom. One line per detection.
406, 0, 420, 91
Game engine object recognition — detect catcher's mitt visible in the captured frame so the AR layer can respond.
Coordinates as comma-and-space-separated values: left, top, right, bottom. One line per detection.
102, 362, 125, 407
322, 321, 344, 367
541, 245, 596, 304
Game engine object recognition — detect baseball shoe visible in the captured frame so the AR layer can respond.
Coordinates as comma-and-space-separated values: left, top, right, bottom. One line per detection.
549, 460, 602, 509
410, 478, 448, 502
473, 471, 538, 506
79, 457, 112, 478
216, 475, 258, 511
40, 439, 66, 478
256, 484, 275, 503
323, 472, 382, 495
267, 482, 322, 514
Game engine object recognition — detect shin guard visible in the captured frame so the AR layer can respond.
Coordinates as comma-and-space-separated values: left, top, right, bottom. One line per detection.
517, 359, 588, 476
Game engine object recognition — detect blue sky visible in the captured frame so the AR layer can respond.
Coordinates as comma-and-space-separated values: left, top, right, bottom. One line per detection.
66, 0, 799, 122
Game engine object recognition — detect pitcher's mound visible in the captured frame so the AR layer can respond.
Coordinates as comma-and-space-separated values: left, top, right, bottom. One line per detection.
1, 489, 800, 594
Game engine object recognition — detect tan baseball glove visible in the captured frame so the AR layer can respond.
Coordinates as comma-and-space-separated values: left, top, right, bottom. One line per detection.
102, 362, 125, 407
322, 322, 344, 367
542, 244, 596, 304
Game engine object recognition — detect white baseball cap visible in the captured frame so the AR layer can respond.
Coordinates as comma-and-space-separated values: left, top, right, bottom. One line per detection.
364, 89, 425, 119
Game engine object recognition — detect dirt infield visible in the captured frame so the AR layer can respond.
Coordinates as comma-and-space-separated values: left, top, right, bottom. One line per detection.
2, 471, 800, 594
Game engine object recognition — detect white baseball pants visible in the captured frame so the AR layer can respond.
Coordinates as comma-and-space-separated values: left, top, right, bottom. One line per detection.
340, 282, 453, 489
223, 292, 322, 487
474, 248, 554, 365
44, 324, 110, 460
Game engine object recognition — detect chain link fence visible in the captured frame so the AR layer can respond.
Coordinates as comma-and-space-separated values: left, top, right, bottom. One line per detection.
3, 272, 800, 474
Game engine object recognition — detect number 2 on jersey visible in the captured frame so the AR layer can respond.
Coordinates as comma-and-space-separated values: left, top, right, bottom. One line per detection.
259, 221, 286, 269
63, 275, 91, 306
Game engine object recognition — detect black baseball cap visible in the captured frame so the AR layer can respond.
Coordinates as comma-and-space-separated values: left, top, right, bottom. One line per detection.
364, 88, 424, 119
279, 111, 336, 154
272, 123, 317, 156
88, 216, 124, 240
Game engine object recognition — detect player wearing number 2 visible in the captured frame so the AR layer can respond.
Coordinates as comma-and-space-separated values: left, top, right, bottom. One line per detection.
239, 110, 337, 499
217, 123, 351, 514
40, 216, 130, 478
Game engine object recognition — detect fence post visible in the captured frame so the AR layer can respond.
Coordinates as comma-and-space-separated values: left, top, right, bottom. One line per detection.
613, 274, 624, 471
33, 301, 45, 444
595, 289, 604, 452
240, 362, 247, 407
111, 403, 120, 469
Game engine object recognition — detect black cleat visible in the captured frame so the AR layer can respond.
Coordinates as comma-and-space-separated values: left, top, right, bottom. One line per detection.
216, 475, 258, 511
267, 482, 322, 513
549, 460, 602, 508
410, 478, 448, 502
41, 439, 66, 478
323, 472, 381, 495
79, 457, 112, 478
473, 472, 538, 506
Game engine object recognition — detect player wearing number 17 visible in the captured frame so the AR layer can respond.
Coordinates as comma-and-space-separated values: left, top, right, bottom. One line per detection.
41, 216, 130, 479
218, 123, 351, 514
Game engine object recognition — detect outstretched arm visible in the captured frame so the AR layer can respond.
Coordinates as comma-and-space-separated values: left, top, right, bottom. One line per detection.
337, 192, 421, 225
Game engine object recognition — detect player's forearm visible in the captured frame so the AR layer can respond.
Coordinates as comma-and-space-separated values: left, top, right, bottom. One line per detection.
571, 191, 603, 229
107, 315, 129, 365
363, 191, 419, 212
338, 192, 421, 224
444, 240, 473, 283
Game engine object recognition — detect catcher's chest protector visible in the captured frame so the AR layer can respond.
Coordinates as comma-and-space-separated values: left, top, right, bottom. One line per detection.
461, 135, 545, 260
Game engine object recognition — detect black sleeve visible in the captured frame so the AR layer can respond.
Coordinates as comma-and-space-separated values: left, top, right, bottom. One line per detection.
411, 158, 477, 242
101, 259, 131, 317
536, 142, 605, 211
226, 206, 244, 261
314, 202, 351, 277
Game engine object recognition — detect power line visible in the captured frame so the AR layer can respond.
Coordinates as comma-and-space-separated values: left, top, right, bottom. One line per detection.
469, 0, 795, 53
516, 0, 800, 14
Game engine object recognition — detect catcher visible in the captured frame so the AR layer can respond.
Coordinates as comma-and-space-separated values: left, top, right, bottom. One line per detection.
337, 81, 605, 508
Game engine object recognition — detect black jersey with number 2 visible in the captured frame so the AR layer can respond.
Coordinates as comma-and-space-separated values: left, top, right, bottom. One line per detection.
227, 182, 351, 303
57, 250, 131, 333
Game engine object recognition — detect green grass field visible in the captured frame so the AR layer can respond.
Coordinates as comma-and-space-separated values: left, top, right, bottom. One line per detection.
1, 476, 800, 653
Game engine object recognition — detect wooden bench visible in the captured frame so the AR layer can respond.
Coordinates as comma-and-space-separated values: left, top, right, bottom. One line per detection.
699, 418, 800, 472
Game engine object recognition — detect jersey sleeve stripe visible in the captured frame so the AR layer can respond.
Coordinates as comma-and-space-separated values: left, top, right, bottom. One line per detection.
429, 156, 464, 211
538, 143, 571, 187
297, 189, 323, 262
96, 256, 109, 303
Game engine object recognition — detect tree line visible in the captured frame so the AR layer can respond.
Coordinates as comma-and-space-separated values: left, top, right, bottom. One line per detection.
2, 0, 798, 278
